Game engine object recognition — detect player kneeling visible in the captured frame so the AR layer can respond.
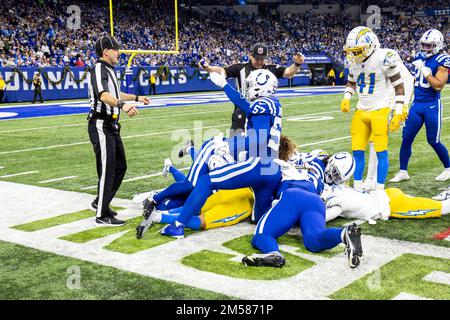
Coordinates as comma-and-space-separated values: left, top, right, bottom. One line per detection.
242, 146, 363, 269
322, 153, 450, 222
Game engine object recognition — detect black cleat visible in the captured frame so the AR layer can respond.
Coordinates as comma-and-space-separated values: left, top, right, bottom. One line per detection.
143, 198, 157, 219
90, 199, 117, 216
178, 140, 194, 158
342, 223, 363, 268
242, 252, 285, 268
95, 216, 126, 226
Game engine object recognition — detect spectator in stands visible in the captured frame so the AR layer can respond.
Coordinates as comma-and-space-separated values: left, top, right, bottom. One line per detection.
32, 73, 43, 103
0, 74, 5, 103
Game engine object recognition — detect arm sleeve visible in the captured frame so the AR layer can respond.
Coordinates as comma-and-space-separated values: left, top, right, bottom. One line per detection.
224, 64, 242, 79
223, 83, 251, 115
268, 65, 286, 78
325, 205, 344, 222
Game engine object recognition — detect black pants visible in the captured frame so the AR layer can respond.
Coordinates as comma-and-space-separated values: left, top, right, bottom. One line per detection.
229, 106, 246, 137
150, 84, 156, 95
0, 90, 4, 103
33, 90, 43, 103
88, 117, 127, 218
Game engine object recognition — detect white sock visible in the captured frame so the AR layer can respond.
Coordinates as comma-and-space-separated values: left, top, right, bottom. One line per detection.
366, 142, 377, 181
340, 228, 346, 242
354, 180, 363, 191
376, 183, 385, 190
399, 169, 408, 174
441, 199, 450, 215
153, 210, 163, 223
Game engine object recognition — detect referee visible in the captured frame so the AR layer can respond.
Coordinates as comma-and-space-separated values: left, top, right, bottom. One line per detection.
199, 43, 305, 135
88, 34, 150, 226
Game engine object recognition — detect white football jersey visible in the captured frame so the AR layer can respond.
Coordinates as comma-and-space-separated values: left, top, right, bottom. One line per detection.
348, 48, 403, 111
322, 184, 391, 221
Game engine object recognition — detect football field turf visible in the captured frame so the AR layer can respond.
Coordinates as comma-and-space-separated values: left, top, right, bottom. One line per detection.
0, 86, 449, 300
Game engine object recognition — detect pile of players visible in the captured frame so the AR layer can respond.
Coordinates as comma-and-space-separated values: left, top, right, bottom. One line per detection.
134, 26, 450, 270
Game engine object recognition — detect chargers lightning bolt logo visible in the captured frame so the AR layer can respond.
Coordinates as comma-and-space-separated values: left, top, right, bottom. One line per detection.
392, 209, 437, 217
211, 211, 248, 224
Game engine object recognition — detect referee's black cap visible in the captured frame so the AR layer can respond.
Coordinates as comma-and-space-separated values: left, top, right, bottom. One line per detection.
251, 43, 268, 59
95, 34, 120, 57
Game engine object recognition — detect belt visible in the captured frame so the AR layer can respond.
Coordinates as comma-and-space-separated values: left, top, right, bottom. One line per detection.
87, 111, 119, 121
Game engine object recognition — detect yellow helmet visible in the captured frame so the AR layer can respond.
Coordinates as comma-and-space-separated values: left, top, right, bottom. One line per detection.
343, 26, 380, 64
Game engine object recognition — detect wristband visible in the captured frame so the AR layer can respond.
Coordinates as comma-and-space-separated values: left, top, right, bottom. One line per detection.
294, 62, 302, 67
135, 95, 139, 102
117, 100, 125, 109
395, 95, 405, 115
344, 86, 356, 100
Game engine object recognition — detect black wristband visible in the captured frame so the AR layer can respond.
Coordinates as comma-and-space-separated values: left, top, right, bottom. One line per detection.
117, 100, 125, 109
135, 95, 139, 102
294, 62, 302, 67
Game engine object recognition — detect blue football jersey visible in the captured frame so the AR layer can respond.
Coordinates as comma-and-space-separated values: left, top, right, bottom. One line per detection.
276, 154, 326, 197
413, 52, 450, 102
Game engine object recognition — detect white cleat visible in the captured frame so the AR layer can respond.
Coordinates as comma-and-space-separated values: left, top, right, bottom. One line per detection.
162, 158, 173, 177
435, 168, 450, 181
389, 170, 410, 183
362, 178, 376, 191
432, 189, 450, 200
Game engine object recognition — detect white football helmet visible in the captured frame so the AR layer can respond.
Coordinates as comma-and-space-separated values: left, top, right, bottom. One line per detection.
344, 26, 380, 64
324, 152, 355, 185
419, 29, 445, 58
309, 149, 330, 162
245, 69, 278, 101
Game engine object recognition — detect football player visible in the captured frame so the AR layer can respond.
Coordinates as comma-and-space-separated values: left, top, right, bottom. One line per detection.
341, 26, 407, 191
242, 150, 363, 269
154, 69, 283, 239
363, 56, 415, 191
321, 153, 450, 222
390, 29, 450, 183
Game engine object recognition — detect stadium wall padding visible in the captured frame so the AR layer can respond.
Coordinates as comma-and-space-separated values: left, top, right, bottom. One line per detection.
0, 66, 310, 103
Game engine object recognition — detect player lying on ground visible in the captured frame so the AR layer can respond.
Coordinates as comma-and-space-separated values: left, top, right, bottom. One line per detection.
321, 152, 450, 222
242, 140, 363, 269
147, 69, 283, 239
137, 135, 301, 237
137, 160, 254, 237
136, 133, 236, 238
341, 26, 407, 191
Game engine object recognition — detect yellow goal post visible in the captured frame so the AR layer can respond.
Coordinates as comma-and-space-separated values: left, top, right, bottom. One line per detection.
109, 0, 179, 67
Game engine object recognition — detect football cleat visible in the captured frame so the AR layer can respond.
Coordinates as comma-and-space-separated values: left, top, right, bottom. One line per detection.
136, 210, 160, 239
178, 140, 194, 158
95, 216, 126, 227
242, 252, 285, 268
389, 170, 410, 183
143, 192, 158, 217
362, 177, 376, 191
342, 223, 363, 269
435, 168, 450, 181
432, 189, 450, 201
162, 158, 173, 177
160, 223, 184, 239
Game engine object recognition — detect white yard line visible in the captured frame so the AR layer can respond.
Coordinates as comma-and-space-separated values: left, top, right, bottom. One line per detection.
299, 136, 351, 147
0, 166, 4, 169
0, 171, 38, 178
0, 97, 343, 134
81, 167, 190, 190
423, 271, 450, 286
0, 124, 230, 155
38, 176, 78, 184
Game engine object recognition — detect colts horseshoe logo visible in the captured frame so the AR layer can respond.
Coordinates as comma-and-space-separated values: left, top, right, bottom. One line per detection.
256, 73, 270, 86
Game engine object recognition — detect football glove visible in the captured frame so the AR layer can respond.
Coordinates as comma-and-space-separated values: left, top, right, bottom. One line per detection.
389, 114, 403, 132
401, 104, 409, 122
412, 60, 432, 78
209, 71, 227, 88
340, 98, 351, 113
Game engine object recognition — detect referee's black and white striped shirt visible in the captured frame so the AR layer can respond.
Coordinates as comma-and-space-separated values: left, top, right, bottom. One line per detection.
88, 59, 121, 118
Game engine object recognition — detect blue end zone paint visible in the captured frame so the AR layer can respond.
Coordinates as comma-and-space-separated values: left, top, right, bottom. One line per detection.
0, 87, 344, 121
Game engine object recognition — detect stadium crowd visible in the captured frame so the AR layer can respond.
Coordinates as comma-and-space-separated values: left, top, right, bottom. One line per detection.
0, 0, 449, 69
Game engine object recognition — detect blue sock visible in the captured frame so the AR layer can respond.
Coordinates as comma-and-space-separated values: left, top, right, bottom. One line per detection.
376, 151, 389, 184
189, 147, 198, 161
185, 216, 202, 230
161, 212, 201, 230
353, 150, 365, 181
169, 166, 186, 182
399, 138, 413, 171
160, 212, 178, 224
430, 142, 450, 168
